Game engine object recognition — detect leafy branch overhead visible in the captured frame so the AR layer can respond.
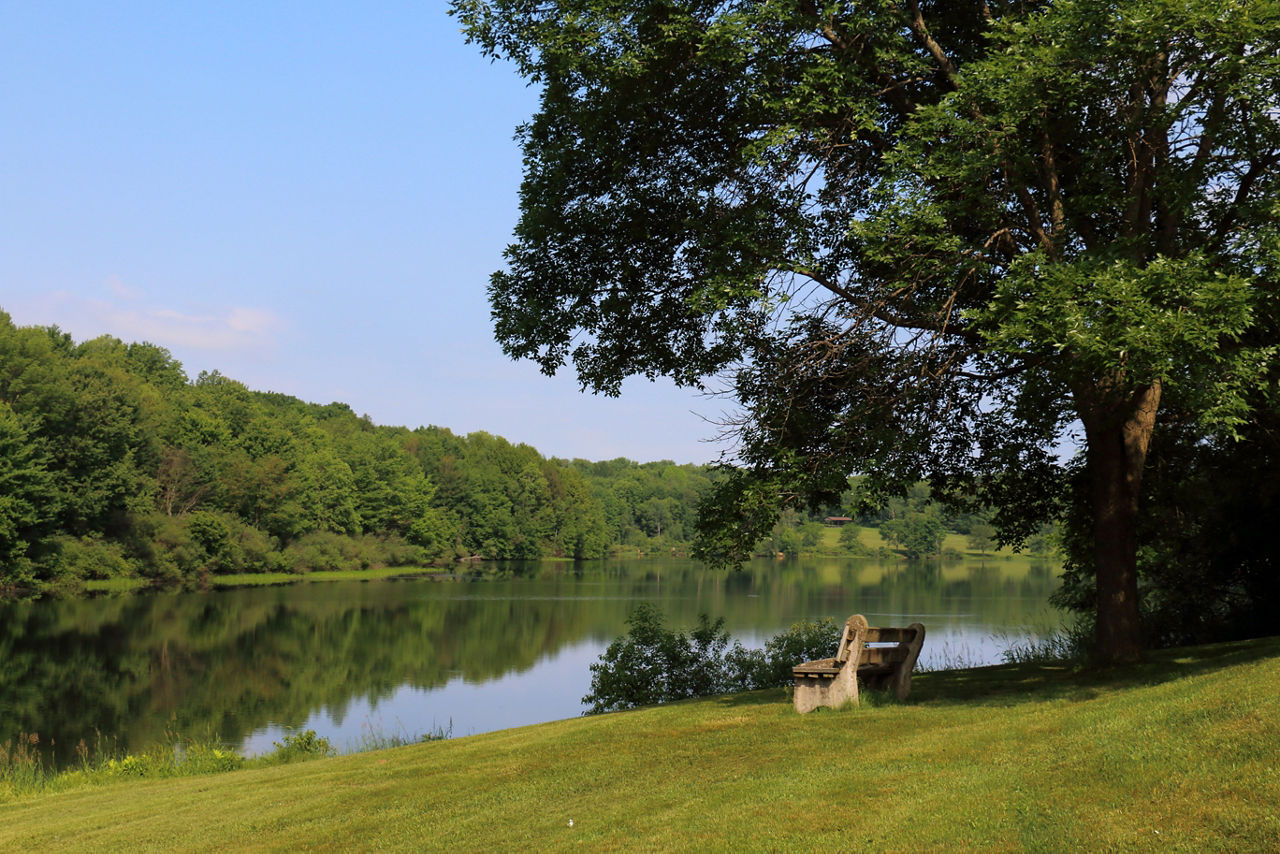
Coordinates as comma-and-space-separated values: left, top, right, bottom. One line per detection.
457, 0, 1280, 662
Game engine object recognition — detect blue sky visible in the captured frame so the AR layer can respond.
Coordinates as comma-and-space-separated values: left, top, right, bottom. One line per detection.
0, 2, 724, 464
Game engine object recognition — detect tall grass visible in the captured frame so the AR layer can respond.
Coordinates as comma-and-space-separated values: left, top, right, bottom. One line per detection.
995, 613, 1092, 665
0, 734, 46, 796
347, 718, 452, 753
916, 639, 985, 671
0, 730, 220, 800
0, 723, 430, 803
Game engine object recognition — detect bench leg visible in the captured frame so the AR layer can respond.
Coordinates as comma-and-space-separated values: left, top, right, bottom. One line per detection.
792, 664, 860, 713
889, 623, 926, 701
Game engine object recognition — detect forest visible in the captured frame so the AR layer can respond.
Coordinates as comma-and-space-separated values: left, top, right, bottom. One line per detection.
0, 311, 727, 589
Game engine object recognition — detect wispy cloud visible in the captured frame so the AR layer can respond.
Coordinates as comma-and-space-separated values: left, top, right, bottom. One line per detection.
105, 274, 144, 301
15, 278, 283, 354
225, 307, 276, 335
108, 304, 282, 352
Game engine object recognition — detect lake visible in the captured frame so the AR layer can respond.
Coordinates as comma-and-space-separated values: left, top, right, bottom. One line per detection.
0, 556, 1060, 763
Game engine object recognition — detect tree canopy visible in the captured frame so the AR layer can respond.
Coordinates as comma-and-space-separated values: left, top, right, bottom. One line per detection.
0, 311, 724, 589
456, 0, 1280, 662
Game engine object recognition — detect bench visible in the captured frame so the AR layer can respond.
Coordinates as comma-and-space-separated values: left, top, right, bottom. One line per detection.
791, 614, 925, 713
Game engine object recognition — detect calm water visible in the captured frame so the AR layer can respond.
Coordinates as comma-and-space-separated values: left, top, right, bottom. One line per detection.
0, 556, 1060, 762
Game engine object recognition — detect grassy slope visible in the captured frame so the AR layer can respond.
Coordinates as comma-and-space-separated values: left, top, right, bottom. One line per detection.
813, 524, 1056, 579
4, 638, 1278, 852
819, 522, 1036, 557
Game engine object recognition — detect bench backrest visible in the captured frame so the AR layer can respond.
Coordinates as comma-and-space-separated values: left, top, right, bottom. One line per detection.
834, 615, 923, 668
834, 614, 869, 664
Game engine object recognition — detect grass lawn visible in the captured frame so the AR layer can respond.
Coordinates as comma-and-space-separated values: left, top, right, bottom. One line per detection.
3, 637, 1277, 851
812, 523, 1056, 575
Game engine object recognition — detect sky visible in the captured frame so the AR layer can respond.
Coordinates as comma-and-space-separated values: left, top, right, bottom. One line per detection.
0, 2, 727, 465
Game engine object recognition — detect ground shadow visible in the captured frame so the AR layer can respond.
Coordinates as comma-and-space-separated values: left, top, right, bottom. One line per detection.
909, 634, 1280, 708
692, 635, 1280, 715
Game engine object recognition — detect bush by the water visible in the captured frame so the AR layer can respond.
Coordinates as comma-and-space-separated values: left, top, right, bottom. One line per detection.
583, 605, 841, 714
0, 728, 340, 801
262, 729, 335, 764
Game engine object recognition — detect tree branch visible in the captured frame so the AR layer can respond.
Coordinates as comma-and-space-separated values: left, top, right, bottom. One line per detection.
954, 357, 1042, 382
1210, 151, 1280, 251
786, 264, 983, 346
800, 0, 918, 117
900, 0, 959, 90
1040, 121, 1065, 236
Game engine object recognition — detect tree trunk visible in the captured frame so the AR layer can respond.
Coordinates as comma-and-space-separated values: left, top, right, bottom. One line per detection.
1076, 378, 1162, 664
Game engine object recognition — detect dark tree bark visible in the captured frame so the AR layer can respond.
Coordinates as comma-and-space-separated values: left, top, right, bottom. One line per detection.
1077, 379, 1162, 663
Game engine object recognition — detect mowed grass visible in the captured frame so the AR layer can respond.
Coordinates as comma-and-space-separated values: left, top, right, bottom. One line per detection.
817, 522, 1034, 558
3, 637, 1278, 851
813, 524, 1057, 581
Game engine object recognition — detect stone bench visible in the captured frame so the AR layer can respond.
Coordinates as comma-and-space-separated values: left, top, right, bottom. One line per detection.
791, 614, 925, 713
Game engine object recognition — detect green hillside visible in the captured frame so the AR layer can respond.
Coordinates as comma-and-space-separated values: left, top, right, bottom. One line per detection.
3, 637, 1277, 851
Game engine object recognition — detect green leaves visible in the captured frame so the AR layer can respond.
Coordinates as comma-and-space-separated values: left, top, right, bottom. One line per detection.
0, 403, 55, 584
582, 604, 842, 713
970, 251, 1272, 432
459, 0, 1280, 659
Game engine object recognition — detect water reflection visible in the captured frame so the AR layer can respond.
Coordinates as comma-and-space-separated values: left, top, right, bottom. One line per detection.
0, 557, 1059, 762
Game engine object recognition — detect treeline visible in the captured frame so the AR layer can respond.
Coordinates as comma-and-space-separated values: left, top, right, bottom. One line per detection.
0, 312, 719, 589
0, 310, 1041, 593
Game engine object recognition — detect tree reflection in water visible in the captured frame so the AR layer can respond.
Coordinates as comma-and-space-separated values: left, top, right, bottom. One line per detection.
0, 557, 1059, 763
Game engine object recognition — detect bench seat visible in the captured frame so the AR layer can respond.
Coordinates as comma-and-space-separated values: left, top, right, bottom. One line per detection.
792, 614, 925, 713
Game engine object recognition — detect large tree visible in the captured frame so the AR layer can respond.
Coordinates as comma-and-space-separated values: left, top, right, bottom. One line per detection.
455, 0, 1280, 662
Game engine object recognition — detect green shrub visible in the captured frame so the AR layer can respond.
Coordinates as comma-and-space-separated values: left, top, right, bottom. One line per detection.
838, 524, 871, 555
584, 608, 843, 713
136, 514, 211, 580
104, 754, 154, 777
45, 535, 136, 580
720, 618, 843, 689
102, 742, 243, 779
756, 618, 842, 686
362, 533, 428, 568
284, 531, 349, 573
231, 523, 280, 574
187, 512, 233, 566
583, 605, 731, 713
798, 521, 824, 549
128, 512, 283, 579
264, 729, 334, 764
180, 744, 244, 774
